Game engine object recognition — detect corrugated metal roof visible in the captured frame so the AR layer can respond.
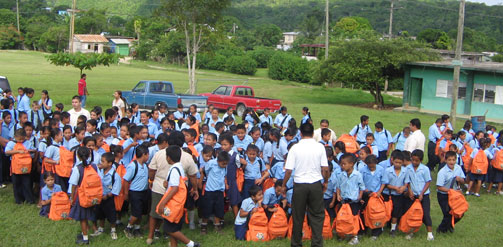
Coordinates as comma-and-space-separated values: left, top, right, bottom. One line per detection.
110, 39, 130, 45
74, 34, 109, 43
408, 61, 503, 74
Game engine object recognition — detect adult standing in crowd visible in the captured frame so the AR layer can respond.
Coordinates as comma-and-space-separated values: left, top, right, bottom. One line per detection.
68, 95, 90, 127
405, 118, 425, 152
78, 74, 89, 108
282, 123, 329, 247
313, 119, 337, 146
112, 90, 126, 119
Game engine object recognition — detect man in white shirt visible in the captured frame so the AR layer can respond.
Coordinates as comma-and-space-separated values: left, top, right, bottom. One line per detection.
282, 123, 329, 247
68, 95, 90, 127
405, 118, 426, 152
313, 119, 337, 145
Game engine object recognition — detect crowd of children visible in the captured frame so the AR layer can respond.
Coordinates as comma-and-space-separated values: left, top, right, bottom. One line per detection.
0, 87, 499, 246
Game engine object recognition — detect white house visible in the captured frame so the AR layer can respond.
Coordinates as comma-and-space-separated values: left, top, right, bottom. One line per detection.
71, 34, 109, 53
277, 32, 300, 51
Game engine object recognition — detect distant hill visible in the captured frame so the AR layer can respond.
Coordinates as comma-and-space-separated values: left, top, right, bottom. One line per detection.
47, 0, 503, 44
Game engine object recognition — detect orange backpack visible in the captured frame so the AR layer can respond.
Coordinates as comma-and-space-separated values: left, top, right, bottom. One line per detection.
488, 134, 496, 145
471, 150, 488, 175
288, 214, 312, 240
113, 164, 127, 211
448, 189, 469, 228
77, 165, 103, 208
157, 167, 187, 223
334, 203, 363, 237
118, 140, 126, 146
246, 207, 270, 241
102, 143, 110, 153
399, 199, 423, 233
435, 138, 451, 156
11, 143, 33, 175
322, 210, 333, 240
462, 143, 473, 172
384, 198, 393, 222
41, 158, 54, 174
491, 149, 503, 171
49, 191, 72, 221
364, 194, 388, 229
268, 205, 288, 240
55, 146, 74, 178
236, 168, 245, 192
337, 134, 359, 154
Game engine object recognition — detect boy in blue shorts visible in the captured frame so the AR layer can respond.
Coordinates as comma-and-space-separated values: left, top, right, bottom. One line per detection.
234, 185, 263, 240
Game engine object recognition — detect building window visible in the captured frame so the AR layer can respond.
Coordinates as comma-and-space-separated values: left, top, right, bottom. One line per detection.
435, 80, 466, 99
473, 84, 496, 104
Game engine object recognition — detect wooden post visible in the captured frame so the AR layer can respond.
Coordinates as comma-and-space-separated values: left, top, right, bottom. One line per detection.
325, 0, 329, 59
450, 0, 465, 129
69, 0, 77, 53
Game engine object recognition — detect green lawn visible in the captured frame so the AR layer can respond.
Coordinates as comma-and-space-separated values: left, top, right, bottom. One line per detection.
0, 50, 502, 246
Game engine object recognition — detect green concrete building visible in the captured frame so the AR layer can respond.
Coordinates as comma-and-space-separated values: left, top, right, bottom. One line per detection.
402, 61, 503, 121
109, 39, 131, 56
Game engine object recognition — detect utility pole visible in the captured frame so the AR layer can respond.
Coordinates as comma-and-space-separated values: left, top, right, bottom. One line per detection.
69, 0, 77, 53
325, 0, 329, 59
450, 0, 465, 129
388, 0, 394, 39
16, 0, 20, 33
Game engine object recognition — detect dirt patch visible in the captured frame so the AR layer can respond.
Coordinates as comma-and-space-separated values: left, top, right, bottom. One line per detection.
354, 102, 401, 110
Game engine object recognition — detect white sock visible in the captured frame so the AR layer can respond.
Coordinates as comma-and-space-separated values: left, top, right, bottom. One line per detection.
127, 223, 133, 228
186, 241, 195, 247
82, 235, 89, 241
428, 232, 434, 238
391, 223, 397, 230
134, 224, 141, 230
111, 227, 116, 233
188, 210, 195, 224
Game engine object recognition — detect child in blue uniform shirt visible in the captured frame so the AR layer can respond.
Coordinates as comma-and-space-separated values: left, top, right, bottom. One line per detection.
273, 106, 291, 131
249, 127, 264, 152
393, 127, 410, 151
350, 115, 372, 145
374, 121, 393, 162
405, 150, 434, 241
5, 129, 36, 204
201, 151, 230, 234
122, 126, 141, 166
123, 145, 149, 238
233, 124, 253, 155
92, 152, 122, 240
384, 152, 407, 237
39, 172, 62, 217
334, 153, 365, 245
436, 151, 466, 233
240, 144, 268, 199
263, 179, 285, 209
234, 185, 263, 240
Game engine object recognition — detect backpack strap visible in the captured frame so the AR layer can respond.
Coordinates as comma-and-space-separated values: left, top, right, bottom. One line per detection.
131, 160, 139, 182
280, 114, 289, 127
111, 169, 116, 187
167, 167, 182, 183
449, 177, 457, 189
397, 132, 402, 141
354, 124, 360, 137
384, 129, 389, 141
77, 164, 98, 186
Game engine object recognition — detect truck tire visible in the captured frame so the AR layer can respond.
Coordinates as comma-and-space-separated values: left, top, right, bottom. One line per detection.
236, 104, 246, 117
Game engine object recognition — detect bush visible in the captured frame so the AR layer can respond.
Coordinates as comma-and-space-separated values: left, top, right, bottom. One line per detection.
268, 52, 311, 83
226, 55, 257, 75
197, 53, 228, 71
247, 46, 275, 68
388, 77, 404, 91
216, 46, 245, 58
492, 54, 503, 62
196, 53, 212, 69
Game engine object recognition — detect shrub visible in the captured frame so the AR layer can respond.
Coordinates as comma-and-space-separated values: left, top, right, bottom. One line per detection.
226, 55, 257, 75
247, 46, 275, 68
268, 52, 311, 83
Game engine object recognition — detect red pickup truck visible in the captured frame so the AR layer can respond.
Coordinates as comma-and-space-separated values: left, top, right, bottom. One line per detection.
200, 85, 282, 116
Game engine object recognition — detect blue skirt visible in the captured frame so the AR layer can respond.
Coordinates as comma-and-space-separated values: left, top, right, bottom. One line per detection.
227, 179, 242, 207
69, 196, 96, 221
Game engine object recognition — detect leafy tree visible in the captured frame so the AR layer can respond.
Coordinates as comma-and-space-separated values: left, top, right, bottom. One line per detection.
314, 38, 439, 108
234, 30, 258, 50
332, 16, 374, 39
417, 28, 453, 49
0, 25, 23, 49
254, 23, 282, 47
161, 0, 231, 94
226, 55, 257, 75
247, 46, 276, 68
268, 52, 311, 83
0, 9, 16, 26
75, 9, 108, 34
155, 31, 186, 63
24, 15, 54, 50
39, 25, 68, 52
491, 54, 503, 63
46, 52, 120, 76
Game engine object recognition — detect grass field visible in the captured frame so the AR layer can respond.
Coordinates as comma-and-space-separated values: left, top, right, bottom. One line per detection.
0, 50, 502, 247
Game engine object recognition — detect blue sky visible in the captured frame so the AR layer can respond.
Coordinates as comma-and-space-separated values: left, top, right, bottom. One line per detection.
467, 0, 503, 5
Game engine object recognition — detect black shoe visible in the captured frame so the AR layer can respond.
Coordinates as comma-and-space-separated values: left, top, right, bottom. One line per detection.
193, 242, 201, 247
200, 224, 208, 235
154, 230, 161, 240
75, 237, 89, 245
390, 230, 396, 237
133, 229, 143, 238
124, 227, 134, 239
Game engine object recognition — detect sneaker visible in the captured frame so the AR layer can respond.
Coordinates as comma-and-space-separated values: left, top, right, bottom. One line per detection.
90, 229, 103, 237
200, 224, 208, 235
193, 243, 201, 247
111, 231, 118, 240
348, 236, 359, 245
0, 184, 6, 189
133, 229, 143, 238
427, 234, 434, 241
405, 233, 414, 240
146, 238, 153, 245
482, 184, 487, 188
189, 222, 196, 230
124, 227, 134, 239
75, 238, 89, 245
465, 191, 470, 195
154, 230, 161, 240
498, 191, 503, 195
390, 230, 396, 237
474, 193, 480, 197
370, 236, 378, 241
